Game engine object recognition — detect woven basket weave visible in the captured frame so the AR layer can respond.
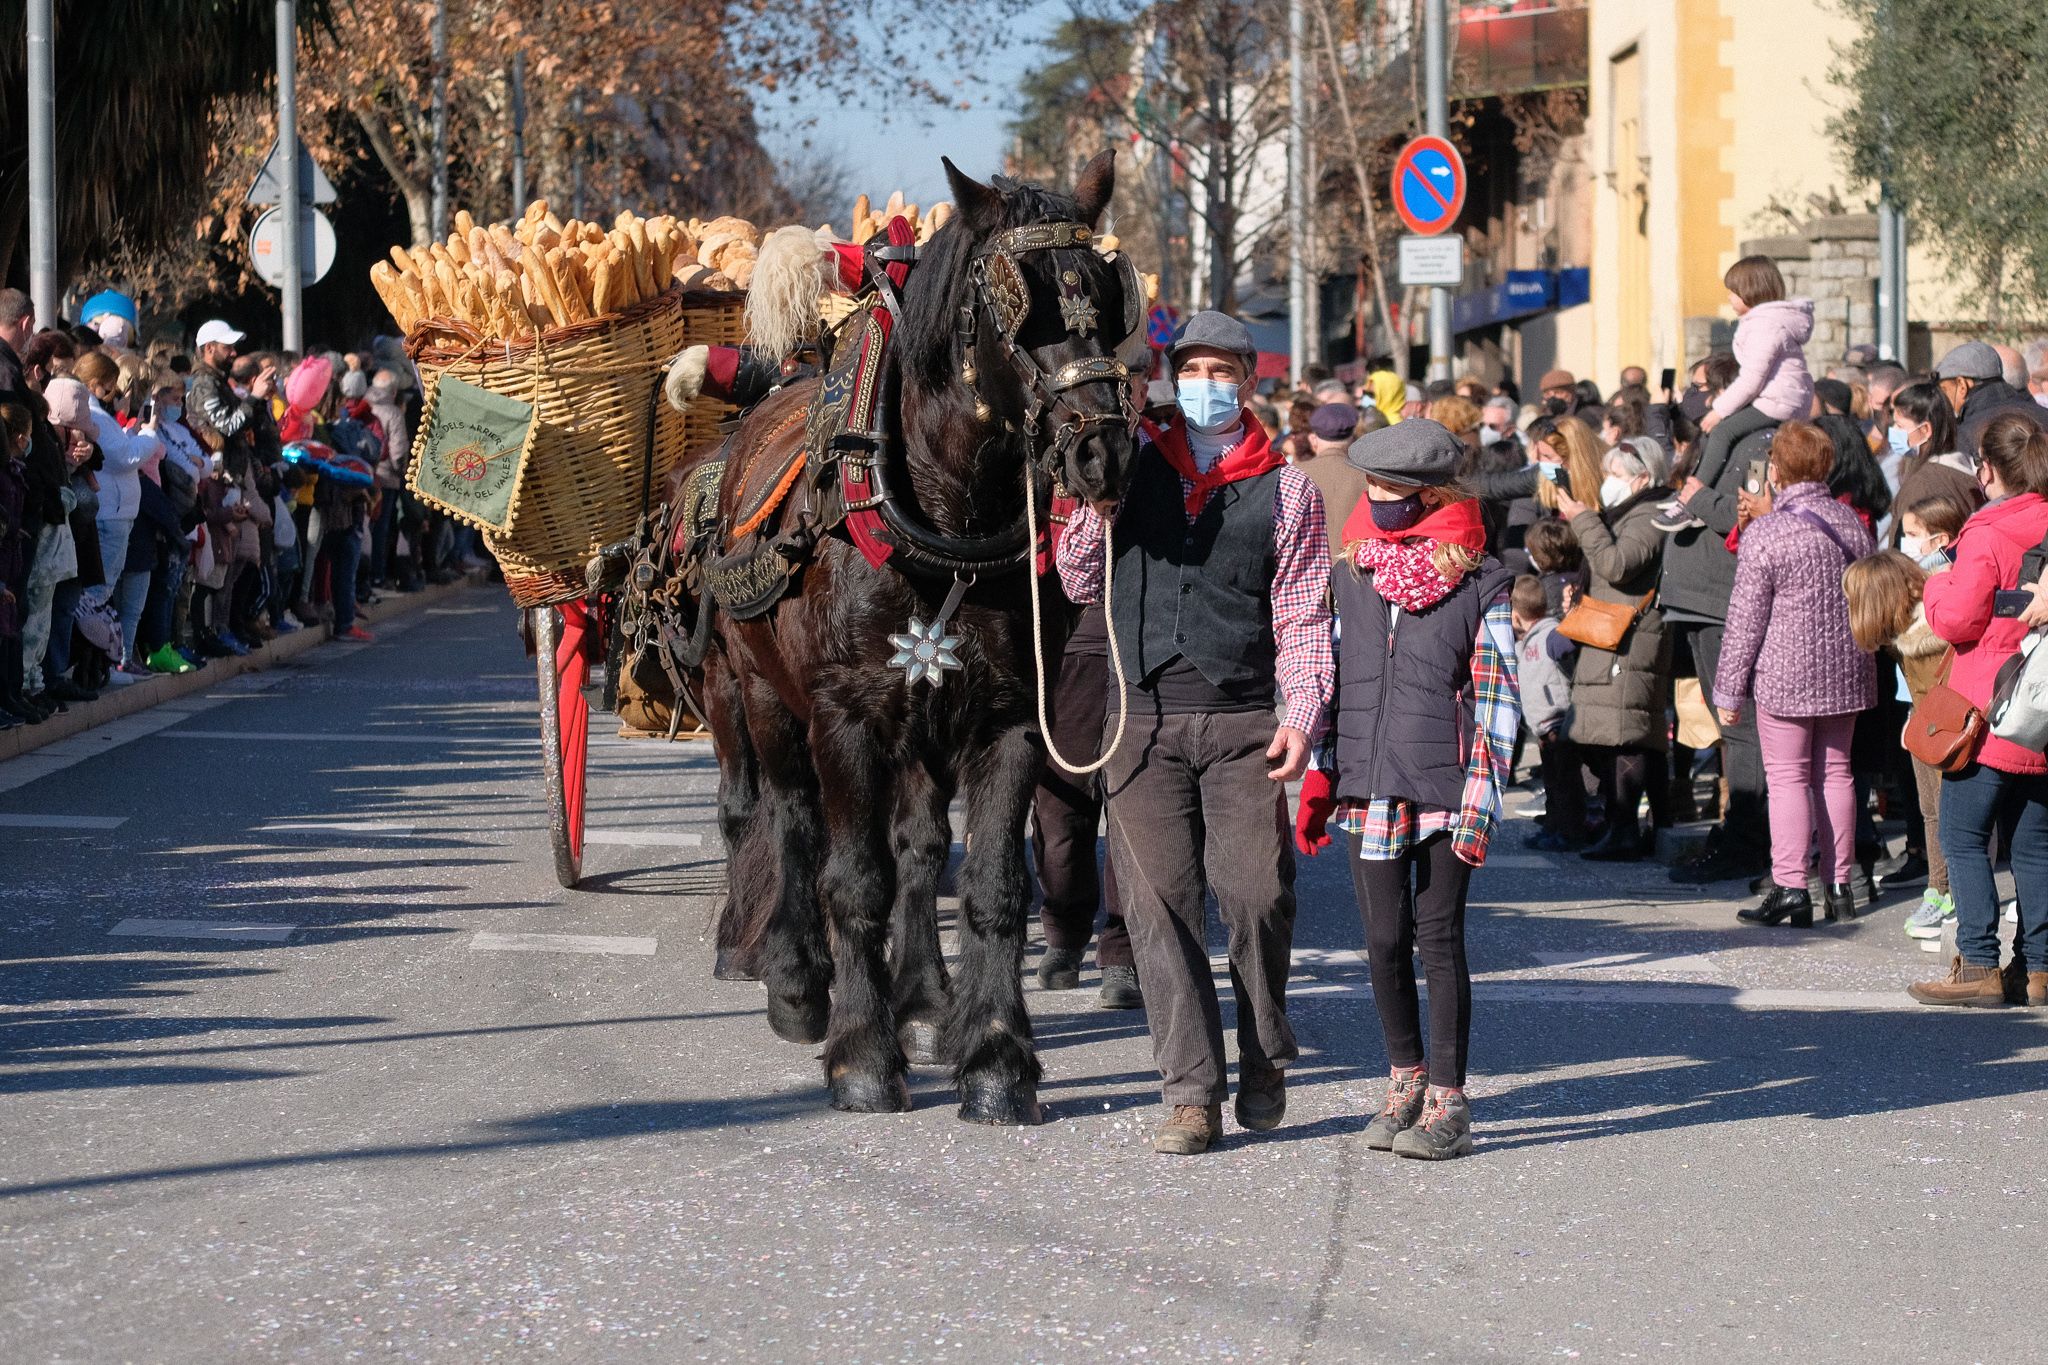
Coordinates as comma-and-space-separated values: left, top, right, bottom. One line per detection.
407, 286, 744, 607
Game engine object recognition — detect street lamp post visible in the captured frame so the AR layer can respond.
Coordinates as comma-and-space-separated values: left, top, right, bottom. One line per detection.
26, 0, 59, 328
1423, 0, 1452, 383
430, 0, 449, 241
276, 0, 303, 352
510, 51, 528, 211
1288, 0, 1307, 386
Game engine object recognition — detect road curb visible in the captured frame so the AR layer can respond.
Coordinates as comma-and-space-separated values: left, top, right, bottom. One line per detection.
0, 571, 492, 764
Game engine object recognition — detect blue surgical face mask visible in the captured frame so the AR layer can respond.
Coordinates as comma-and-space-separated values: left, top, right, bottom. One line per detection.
1368, 492, 1426, 531
1176, 378, 1242, 434
1887, 425, 1912, 457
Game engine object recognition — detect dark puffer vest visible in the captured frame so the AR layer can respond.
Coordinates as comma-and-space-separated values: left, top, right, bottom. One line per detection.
1332, 551, 1516, 811
1109, 445, 1281, 700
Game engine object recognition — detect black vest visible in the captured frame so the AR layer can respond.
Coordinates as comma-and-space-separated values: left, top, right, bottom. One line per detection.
1333, 552, 1516, 811
1109, 444, 1281, 702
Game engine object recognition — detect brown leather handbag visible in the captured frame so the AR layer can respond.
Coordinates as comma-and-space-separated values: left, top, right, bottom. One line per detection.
1557, 590, 1655, 652
1903, 650, 1987, 773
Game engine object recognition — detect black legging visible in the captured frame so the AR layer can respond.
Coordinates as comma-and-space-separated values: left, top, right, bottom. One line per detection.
1350, 832, 1474, 1088
1587, 743, 1668, 836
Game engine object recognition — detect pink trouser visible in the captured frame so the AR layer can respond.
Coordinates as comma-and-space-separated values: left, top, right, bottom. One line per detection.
1755, 706, 1857, 887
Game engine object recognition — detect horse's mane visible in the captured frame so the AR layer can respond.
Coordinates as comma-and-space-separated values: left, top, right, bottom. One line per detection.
896, 175, 1082, 394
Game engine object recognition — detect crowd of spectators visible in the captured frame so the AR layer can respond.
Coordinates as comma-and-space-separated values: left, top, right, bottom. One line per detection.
0, 286, 487, 731
1257, 263, 2048, 1009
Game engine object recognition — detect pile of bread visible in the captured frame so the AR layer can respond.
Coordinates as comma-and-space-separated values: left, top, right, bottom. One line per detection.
370, 203, 765, 340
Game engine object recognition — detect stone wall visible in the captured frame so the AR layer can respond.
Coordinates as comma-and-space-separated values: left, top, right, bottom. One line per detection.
1682, 212, 1882, 369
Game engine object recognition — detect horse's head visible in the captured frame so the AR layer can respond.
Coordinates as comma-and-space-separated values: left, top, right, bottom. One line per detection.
934, 151, 1142, 512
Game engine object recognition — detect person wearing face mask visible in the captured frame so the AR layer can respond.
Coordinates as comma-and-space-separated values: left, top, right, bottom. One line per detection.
1908, 415, 2048, 1008
1554, 436, 1673, 862
1936, 342, 2047, 463
1055, 310, 1333, 1157
1886, 380, 1982, 551
1291, 419, 1518, 1160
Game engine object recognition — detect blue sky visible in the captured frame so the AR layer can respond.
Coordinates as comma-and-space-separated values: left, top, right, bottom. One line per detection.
755, 1, 1067, 208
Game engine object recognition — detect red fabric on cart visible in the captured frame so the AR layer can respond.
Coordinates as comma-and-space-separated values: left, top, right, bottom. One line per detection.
556, 600, 592, 858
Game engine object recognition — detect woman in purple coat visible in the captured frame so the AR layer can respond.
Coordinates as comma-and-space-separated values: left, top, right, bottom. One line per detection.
1714, 421, 1876, 926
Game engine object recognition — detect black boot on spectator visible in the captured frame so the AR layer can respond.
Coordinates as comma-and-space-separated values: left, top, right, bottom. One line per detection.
1581, 821, 1649, 863
46, 676, 97, 703
1875, 849, 1928, 890
1826, 883, 1857, 923
1737, 885, 1815, 928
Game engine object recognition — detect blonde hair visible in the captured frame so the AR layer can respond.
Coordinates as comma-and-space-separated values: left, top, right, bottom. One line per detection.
1344, 485, 1482, 581
1844, 550, 1925, 653
1428, 395, 1481, 436
1534, 414, 1604, 510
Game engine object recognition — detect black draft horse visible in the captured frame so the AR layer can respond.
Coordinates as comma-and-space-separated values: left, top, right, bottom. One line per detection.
703, 153, 1138, 1123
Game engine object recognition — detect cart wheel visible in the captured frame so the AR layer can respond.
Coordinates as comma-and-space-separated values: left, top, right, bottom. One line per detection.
534, 603, 592, 889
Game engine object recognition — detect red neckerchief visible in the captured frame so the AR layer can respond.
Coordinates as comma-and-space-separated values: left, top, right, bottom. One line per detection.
1343, 497, 1489, 612
1142, 410, 1284, 516
1341, 492, 1487, 554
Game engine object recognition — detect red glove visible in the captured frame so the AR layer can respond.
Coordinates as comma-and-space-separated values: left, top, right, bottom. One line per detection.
1294, 767, 1335, 857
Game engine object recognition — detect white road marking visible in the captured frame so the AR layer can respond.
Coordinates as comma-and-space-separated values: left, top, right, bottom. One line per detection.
0, 813, 127, 830
109, 918, 296, 942
470, 932, 658, 956
582, 828, 703, 847
1289, 979, 1921, 1011
1532, 949, 1725, 976
255, 820, 416, 836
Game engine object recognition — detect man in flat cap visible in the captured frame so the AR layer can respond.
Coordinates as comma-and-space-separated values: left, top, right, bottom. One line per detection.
1298, 401, 1378, 538
1056, 309, 1333, 1155
1937, 341, 2047, 460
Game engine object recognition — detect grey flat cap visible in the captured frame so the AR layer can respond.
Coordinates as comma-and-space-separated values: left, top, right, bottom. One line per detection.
1169, 310, 1255, 364
1935, 341, 2003, 381
1346, 416, 1463, 487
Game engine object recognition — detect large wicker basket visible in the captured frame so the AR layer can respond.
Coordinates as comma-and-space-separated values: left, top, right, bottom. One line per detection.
407, 286, 744, 607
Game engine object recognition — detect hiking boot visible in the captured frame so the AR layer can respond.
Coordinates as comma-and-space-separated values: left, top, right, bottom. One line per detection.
1392, 1087, 1474, 1161
1153, 1103, 1222, 1155
1737, 885, 1814, 928
1908, 956, 2008, 1008
1097, 964, 1143, 1010
2028, 972, 2048, 1008
1362, 1069, 1429, 1151
1903, 889, 1954, 940
1035, 946, 1082, 991
1235, 1066, 1286, 1133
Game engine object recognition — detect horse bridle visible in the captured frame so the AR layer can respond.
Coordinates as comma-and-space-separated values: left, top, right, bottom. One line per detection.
963, 220, 1144, 490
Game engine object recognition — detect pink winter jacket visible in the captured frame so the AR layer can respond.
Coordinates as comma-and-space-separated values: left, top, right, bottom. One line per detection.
1710, 298, 1815, 423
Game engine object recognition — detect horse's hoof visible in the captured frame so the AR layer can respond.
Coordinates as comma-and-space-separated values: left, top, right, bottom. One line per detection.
713, 948, 759, 982
830, 1070, 911, 1114
766, 992, 828, 1045
956, 1079, 1043, 1126
898, 1018, 943, 1067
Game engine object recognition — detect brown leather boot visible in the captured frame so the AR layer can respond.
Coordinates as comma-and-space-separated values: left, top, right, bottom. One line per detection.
2027, 971, 2048, 1008
1153, 1103, 1223, 1155
1908, 956, 2009, 1008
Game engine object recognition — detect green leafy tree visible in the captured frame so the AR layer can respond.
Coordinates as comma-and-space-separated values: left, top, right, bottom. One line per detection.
1828, 0, 2048, 328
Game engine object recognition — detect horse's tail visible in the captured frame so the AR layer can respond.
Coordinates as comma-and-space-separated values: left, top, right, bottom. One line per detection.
743, 225, 827, 366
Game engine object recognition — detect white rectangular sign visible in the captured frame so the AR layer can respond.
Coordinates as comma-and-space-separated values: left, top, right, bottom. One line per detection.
1398, 235, 1464, 287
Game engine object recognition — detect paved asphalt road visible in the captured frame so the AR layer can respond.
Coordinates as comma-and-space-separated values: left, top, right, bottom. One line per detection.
2, 585, 2043, 1363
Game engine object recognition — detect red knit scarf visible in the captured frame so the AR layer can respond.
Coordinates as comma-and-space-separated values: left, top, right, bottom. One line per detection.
1143, 412, 1284, 515
1342, 497, 1488, 612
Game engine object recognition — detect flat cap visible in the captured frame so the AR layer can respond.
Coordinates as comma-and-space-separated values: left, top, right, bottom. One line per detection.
1934, 341, 2003, 381
1308, 402, 1359, 440
1539, 368, 1575, 391
1169, 309, 1255, 364
1346, 416, 1463, 488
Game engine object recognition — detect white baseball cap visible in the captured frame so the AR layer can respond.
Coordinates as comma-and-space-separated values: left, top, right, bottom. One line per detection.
194, 319, 246, 349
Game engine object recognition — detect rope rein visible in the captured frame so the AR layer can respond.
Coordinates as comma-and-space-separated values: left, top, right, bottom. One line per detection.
1025, 463, 1128, 776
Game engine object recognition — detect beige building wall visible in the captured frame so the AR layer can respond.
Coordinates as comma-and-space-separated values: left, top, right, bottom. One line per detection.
1585, 0, 1966, 383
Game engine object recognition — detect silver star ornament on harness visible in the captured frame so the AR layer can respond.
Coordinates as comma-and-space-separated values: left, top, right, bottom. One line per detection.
889, 575, 972, 688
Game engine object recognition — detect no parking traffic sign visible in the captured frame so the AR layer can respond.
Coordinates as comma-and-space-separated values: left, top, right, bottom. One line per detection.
1391, 135, 1466, 237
